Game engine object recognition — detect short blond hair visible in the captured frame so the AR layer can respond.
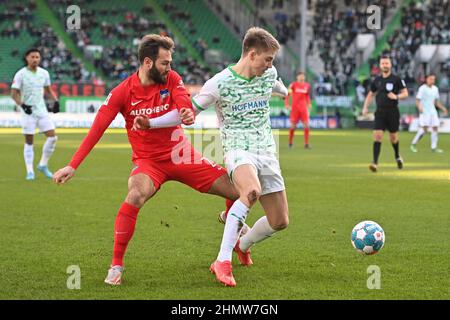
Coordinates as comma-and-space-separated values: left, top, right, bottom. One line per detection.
242, 27, 280, 56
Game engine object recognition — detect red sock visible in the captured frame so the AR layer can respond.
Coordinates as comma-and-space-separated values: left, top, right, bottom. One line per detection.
289, 128, 295, 145
224, 199, 234, 218
111, 202, 140, 266
304, 127, 310, 145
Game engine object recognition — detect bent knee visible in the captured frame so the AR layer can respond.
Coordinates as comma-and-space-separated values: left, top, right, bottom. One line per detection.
270, 216, 289, 231
243, 187, 261, 206
126, 189, 150, 208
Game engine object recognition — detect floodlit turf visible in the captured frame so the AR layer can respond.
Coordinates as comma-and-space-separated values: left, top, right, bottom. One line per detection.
0, 128, 449, 299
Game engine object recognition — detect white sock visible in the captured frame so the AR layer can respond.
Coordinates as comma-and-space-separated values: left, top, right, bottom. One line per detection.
217, 200, 249, 262
431, 131, 438, 149
39, 136, 57, 166
412, 128, 425, 145
239, 216, 277, 252
24, 143, 34, 173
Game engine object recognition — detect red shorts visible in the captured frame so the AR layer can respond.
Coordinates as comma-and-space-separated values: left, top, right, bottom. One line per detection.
290, 108, 309, 124
130, 146, 226, 193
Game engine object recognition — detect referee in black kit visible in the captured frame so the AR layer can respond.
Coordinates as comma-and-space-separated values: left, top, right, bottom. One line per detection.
362, 55, 409, 172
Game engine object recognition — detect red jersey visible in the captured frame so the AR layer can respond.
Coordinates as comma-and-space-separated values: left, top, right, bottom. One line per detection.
285, 81, 311, 110
69, 70, 193, 169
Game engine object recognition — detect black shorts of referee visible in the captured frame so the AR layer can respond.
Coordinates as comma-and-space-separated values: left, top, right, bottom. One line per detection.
374, 107, 400, 133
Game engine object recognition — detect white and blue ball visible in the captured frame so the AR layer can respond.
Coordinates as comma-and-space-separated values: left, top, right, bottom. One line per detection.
351, 221, 385, 255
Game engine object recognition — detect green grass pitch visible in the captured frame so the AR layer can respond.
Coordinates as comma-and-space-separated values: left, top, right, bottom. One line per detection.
0, 128, 449, 299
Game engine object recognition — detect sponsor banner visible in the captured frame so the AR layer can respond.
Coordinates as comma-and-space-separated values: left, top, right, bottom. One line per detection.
61, 96, 105, 113
0, 96, 16, 112
1, 91, 288, 116
409, 118, 450, 133
0, 82, 105, 97
270, 116, 340, 129
0, 112, 340, 129
0, 111, 214, 129
0, 112, 125, 128
315, 96, 353, 108
0, 95, 106, 113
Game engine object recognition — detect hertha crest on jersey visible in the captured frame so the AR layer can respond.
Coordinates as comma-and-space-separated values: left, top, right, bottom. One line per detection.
160, 89, 169, 100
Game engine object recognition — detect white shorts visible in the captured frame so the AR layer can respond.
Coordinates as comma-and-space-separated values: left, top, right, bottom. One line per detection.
21, 113, 55, 135
419, 114, 440, 128
224, 149, 285, 195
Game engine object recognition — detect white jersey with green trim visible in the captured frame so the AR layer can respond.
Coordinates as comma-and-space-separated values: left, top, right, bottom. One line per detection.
192, 65, 285, 153
11, 66, 51, 117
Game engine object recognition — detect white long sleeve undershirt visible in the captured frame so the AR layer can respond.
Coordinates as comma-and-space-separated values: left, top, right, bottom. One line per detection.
148, 105, 201, 128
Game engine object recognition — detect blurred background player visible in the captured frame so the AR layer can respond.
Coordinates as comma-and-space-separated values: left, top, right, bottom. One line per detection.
53, 34, 240, 286
285, 71, 312, 149
410, 74, 448, 153
362, 55, 409, 173
11, 48, 60, 180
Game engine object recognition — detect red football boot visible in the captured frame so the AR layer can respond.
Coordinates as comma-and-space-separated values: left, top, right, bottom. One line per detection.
234, 239, 253, 266
209, 260, 236, 287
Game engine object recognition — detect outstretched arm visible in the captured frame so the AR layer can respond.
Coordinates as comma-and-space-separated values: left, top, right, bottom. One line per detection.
53, 90, 122, 184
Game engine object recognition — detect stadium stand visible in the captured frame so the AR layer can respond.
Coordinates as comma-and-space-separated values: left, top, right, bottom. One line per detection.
0, 1, 91, 83
250, 0, 301, 45
155, 0, 242, 67
47, 0, 214, 87
310, 0, 399, 96
367, 0, 449, 86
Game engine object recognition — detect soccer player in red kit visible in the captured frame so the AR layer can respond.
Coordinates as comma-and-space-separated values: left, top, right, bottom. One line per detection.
53, 34, 239, 286
285, 71, 312, 149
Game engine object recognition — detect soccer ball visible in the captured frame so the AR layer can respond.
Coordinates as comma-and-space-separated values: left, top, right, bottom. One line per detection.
351, 221, 385, 255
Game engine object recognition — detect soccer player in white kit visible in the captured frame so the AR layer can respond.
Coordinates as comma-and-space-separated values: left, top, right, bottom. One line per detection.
410, 74, 448, 153
190, 27, 289, 286
11, 48, 60, 180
